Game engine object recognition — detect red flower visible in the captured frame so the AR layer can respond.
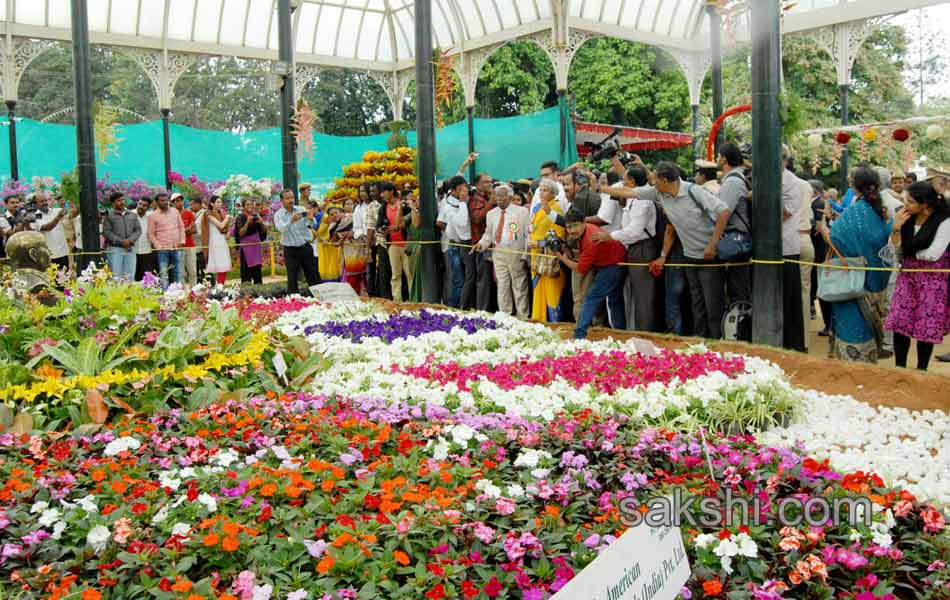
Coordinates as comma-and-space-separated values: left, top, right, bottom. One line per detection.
158, 578, 172, 592
363, 494, 381, 510
427, 563, 445, 577
336, 515, 356, 529
718, 529, 732, 540
425, 584, 445, 600
257, 505, 272, 522
835, 131, 851, 144
484, 577, 503, 598
461, 580, 480, 599
893, 128, 910, 142
131, 502, 148, 515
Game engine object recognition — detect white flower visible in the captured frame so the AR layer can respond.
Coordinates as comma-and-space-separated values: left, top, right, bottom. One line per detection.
714, 537, 739, 559
734, 533, 758, 557
848, 529, 863, 543
103, 436, 141, 457
51, 520, 67, 540
30, 501, 49, 514
151, 505, 170, 525
429, 438, 449, 461
507, 484, 525, 498
513, 449, 551, 469
158, 472, 182, 491
719, 555, 734, 574
530, 468, 551, 480
694, 533, 717, 549
212, 449, 241, 467
449, 424, 476, 446
38, 508, 62, 528
87, 525, 110, 553
196, 493, 218, 513
171, 522, 192, 538
252, 584, 273, 600
271, 446, 291, 461
474, 479, 502, 499
76, 495, 98, 514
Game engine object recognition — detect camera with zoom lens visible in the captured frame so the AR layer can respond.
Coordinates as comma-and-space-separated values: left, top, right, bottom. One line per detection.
538, 229, 562, 254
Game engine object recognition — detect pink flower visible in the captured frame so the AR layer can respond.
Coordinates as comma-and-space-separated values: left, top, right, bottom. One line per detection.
921, 505, 945, 534
928, 560, 946, 572
112, 518, 133, 545
495, 498, 516, 515
232, 570, 256, 600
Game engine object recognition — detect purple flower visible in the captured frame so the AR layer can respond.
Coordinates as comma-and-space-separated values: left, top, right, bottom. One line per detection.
21, 529, 49, 546
304, 539, 328, 558
304, 310, 498, 343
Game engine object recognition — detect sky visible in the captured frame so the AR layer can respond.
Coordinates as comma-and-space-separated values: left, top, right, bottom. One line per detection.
892, 4, 950, 105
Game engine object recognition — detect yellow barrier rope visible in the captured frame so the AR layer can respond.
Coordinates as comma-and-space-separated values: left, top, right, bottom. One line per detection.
64, 238, 950, 274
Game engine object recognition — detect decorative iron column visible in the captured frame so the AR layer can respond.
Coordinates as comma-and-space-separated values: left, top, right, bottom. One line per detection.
691, 104, 700, 158
557, 89, 567, 167
466, 106, 475, 183
415, 0, 439, 303
161, 108, 172, 190
71, 0, 100, 270
6, 101, 17, 181
840, 84, 849, 191
706, 2, 725, 153
750, 0, 783, 347
277, 0, 298, 198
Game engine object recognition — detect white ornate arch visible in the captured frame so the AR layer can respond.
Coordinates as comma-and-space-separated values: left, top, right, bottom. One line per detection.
1, 37, 56, 103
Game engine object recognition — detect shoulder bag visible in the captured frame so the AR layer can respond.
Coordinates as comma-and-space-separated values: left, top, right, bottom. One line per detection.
817, 240, 867, 303
685, 183, 752, 261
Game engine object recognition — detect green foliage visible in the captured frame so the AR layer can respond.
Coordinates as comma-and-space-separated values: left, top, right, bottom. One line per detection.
302, 69, 394, 136
385, 121, 411, 149
474, 42, 557, 117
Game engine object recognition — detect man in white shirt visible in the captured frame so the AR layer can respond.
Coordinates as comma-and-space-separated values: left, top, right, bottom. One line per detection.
473, 184, 530, 317
593, 171, 660, 332
780, 148, 807, 352
31, 192, 70, 272
134, 198, 154, 281
436, 175, 474, 308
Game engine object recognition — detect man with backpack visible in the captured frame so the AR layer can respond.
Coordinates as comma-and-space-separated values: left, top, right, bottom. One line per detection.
592, 164, 664, 332
716, 143, 753, 304
605, 161, 732, 339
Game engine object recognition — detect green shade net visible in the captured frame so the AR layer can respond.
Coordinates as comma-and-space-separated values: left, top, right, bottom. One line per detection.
0, 106, 568, 193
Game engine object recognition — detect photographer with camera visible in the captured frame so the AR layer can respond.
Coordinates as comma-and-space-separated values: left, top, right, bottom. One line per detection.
31, 192, 70, 272
557, 209, 627, 339
558, 171, 602, 321
235, 197, 268, 284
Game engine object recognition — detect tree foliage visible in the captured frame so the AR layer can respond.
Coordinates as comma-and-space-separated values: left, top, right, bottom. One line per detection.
474, 42, 557, 117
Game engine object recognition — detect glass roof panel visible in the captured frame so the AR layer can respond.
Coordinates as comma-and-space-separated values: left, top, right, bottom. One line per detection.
167, 0, 196, 40
87, 0, 108, 31
358, 10, 384, 60
48, 0, 71, 30
600, 0, 622, 24
194, 0, 225, 43
498, 1, 521, 28
456, 0, 485, 39
296, 3, 320, 53
653, 0, 678, 34
478, 1, 502, 34
515, 0, 538, 22
313, 5, 342, 56
218, 0, 249, 45
392, 8, 412, 60
109, 1, 139, 35
337, 8, 364, 57
16, 1, 45, 26
244, 0, 273, 47
137, 1, 164, 37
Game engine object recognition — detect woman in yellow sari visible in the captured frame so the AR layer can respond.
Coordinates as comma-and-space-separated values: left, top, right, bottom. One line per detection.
317, 205, 343, 281
529, 179, 567, 322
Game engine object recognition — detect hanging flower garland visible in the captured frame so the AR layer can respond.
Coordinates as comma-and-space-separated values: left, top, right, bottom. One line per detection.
434, 50, 457, 129
293, 98, 317, 161
93, 102, 122, 161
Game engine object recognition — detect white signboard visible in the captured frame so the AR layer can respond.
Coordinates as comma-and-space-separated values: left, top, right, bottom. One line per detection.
309, 282, 360, 303
550, 523, 690, 600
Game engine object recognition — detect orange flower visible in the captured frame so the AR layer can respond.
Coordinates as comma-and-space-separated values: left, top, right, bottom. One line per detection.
702, 579, 723, 596
187, 595, 205, 600
285, 485, 301, 499
321, 479, 336, 492
90, 470, 106, 482
202, 533, 220, 547
393, 550, 411, 566
110, 481, 127, 494
316, 554, 334, 574
260, 483, 277, 497
221, 522, 240, 537
171, 578, 193, 593
222, 536, 239, 552
81, 590, 103, 600
544, 505, 561, 518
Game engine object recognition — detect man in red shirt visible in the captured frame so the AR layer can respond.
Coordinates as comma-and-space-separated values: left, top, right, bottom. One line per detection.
557, 208, 627, 339
173, 193, 198, 287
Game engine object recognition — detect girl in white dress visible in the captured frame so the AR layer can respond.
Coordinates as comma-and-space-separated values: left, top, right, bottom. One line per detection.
202, 195, 232, 285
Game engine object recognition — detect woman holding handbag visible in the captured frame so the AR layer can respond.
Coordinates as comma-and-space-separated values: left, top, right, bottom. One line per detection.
528, 180, 567, 323
884, 182, 950, 370
819, 166, 893, 363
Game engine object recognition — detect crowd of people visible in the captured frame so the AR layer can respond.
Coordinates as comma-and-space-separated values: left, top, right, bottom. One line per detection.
2, 149, 948, 370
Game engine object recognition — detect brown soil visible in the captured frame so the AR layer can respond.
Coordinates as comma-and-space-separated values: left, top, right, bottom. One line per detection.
375, 300, 950, 413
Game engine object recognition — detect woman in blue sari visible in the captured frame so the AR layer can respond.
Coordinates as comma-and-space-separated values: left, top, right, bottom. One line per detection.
821, 166, 893, 362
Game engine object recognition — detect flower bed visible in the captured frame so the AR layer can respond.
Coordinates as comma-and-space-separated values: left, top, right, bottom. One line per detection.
304, 310, 499, 344
0, 393, 945, 600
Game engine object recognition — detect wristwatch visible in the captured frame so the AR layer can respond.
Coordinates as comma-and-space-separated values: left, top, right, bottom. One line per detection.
660, 251, 668, 258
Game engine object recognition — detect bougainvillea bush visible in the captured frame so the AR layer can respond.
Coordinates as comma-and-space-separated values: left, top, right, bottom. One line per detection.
0, 393, 946, 600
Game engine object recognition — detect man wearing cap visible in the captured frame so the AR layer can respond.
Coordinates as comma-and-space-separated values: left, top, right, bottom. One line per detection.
173, 193, 198, 287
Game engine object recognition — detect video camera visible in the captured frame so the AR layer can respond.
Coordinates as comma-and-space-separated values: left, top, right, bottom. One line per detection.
585, 128, 634, 165
537, 229, 563, 254
9, 199, 40, 227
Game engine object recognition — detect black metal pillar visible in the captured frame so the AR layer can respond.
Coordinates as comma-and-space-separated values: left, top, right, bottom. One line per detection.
557, 90, 567, 166
6, 101, 18, 181
71, 0, 100, 270
161, 108, 172, 190
466, 106, 476, 183
840, 83, 849, 192
707, 3, 724, 153
415, 0, 439, 303
277, 0, 298, 198
691, 103, 700, 159
750, 0, 783, 347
